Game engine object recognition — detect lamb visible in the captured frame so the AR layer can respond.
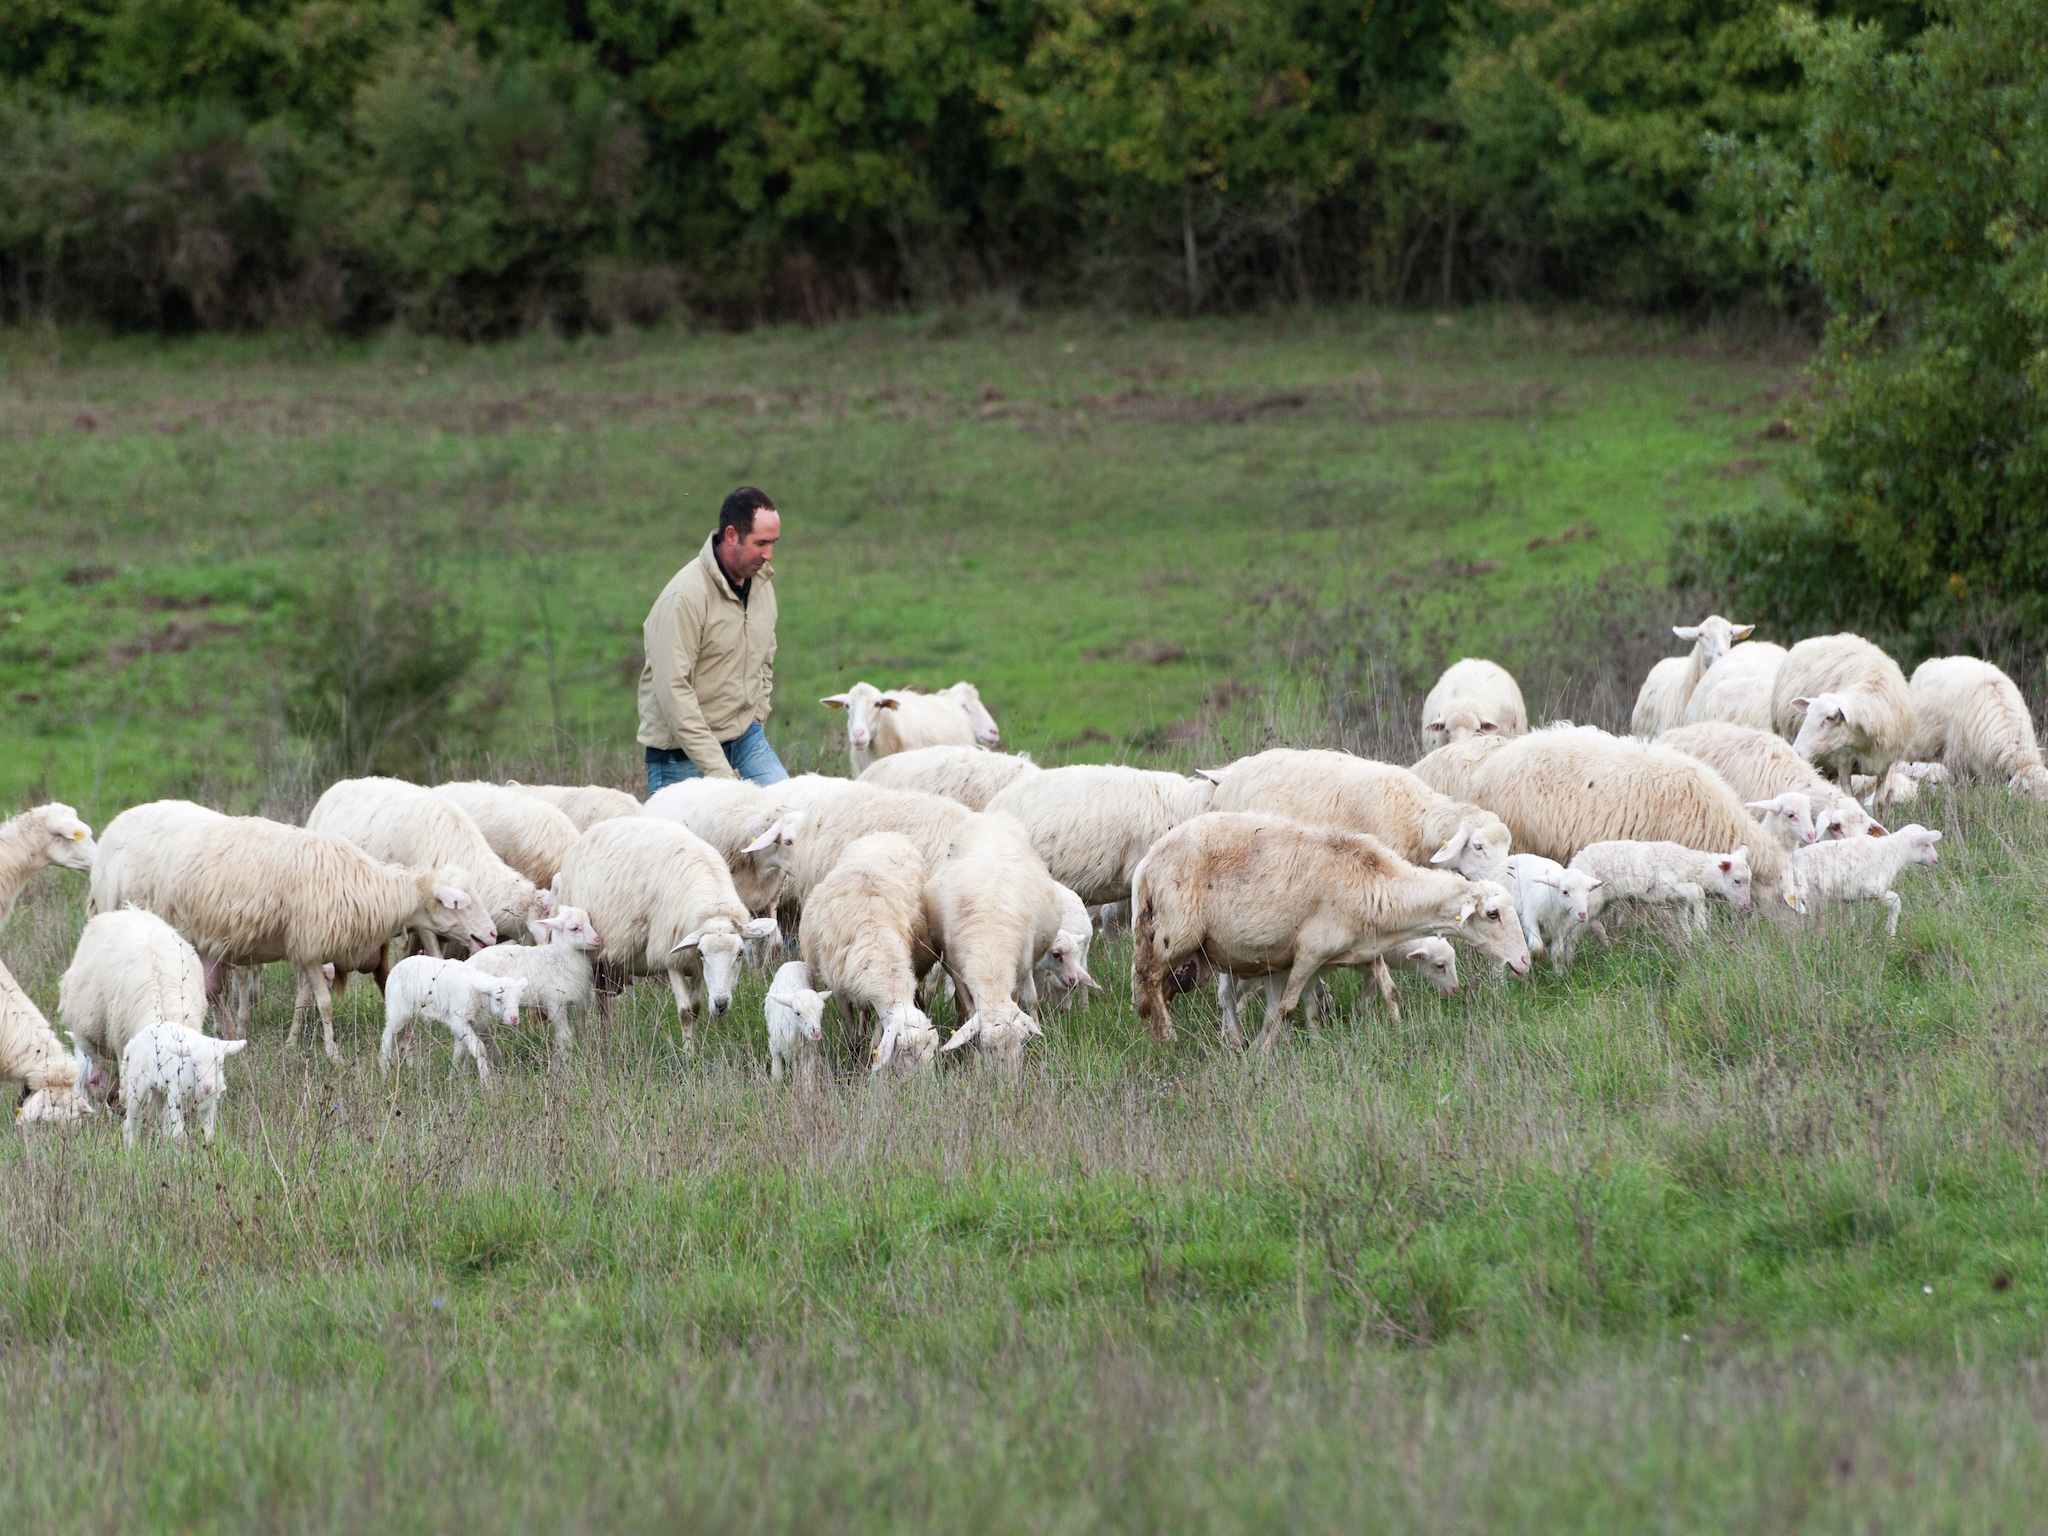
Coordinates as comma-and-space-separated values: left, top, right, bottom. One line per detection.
3, 958, 101, 1123
982, 765, 1216, 907
764, 961, 833, 1088
1788, 824, 1942, 935
822, 680, 1002, 774
860, 745, 1042, 809
118, 1023, 244, 1146
1658, 721, 1876, 841
1503, 854, 1601, 972
503, 782, 643, 830
1630, 616, 1755, 737
1770, 634, 1915, 793
1681, 640, 1788, 729
0, 802, 96, 928
1459, 727, 1792, 901
90, 800, 497, 1059
1130, 813, 1530, 1049
433, 781, 582, 885
1745, 791, 1819, 854
552, 816, 779, 1041
1566, 841, 1754, 949
379, 956, 524, 1081
1217, 937, 1461, 1043
643, 778, 807, 916
784, 782, 975, 909
798, 832, 940, 1073
58, 908, 210, 1081
1903, 656, 2048, 798
309, 777, 546, 946
1410, 734, 1515, 801
1033, 882, 1101, 1009
1420, 659, 1529, 751
465, 906, 603, 1057
1202, 749, 1512, 885
924, 814, 1065, 1070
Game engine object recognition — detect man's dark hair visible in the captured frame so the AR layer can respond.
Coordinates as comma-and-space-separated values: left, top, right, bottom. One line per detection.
718, 486, 776, 540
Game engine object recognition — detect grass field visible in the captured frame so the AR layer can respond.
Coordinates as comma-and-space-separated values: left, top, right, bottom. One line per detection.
16, 311, 2048, 1532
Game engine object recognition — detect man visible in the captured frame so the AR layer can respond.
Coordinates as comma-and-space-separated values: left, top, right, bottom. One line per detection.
637, 485, 789, 792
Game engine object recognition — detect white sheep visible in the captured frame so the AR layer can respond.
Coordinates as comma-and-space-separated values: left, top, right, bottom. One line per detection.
1770, 634, 1915, 794
798, 831, 940, 1073
503, 782, 643, 830
1504, 853, 1601, 971
1420, 659, 1529, 751
379, 956, 524, 1081
1217, 937, 1460, 1043
119, 1023, 245, 1146
859, 745, 1041, 809
3, 958, 101, 1123
553, 816, 778, 1042
983, 765, 1216, 908
90, 801, 498, 1060
1033, 882, 1101, 1009
465, 906, 603, 1057
1681, 640, 1788, 729
822, 681, 1001, 774
0, 802, 96, 928
1659, 721, 1875, 841
58, 908, 210, 1081
643, 778, 807, 917
308, 777, 546, 945
1903, 656, 2048, 798
1202, 749, 1512, 885
1410, 734, 1516, 802
784, 782, 975, 909
764, 960, 833, 1088
433, 781, 582, 885
925, 814, 1064, 1071
1746, 791, 1819, 854
1788, 824, 1942, 935
1629, 617, 1754, 737
1566, 840, 1753, 946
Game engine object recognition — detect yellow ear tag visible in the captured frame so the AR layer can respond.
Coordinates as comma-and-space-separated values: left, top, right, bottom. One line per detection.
1455, 911, 1468, 926
71, 829, 85, 841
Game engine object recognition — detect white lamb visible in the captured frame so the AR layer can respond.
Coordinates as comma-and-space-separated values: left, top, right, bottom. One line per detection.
119, 1023, 245, 1146
764, 960, 833, 1088
1903, 656, 2048, 799
1567, 840, 1754, 948
1420, 659, 1529, 751
433, 781, 582, 886
822, 681, 1002, 774
983, 765, 1216, 907
1745, 791, 1818, 853
4, 958, 102, 1123
1504, 854, 1601, 972
0, 802, 96, 928
798, 832, 940, 1073
1033, 882, 1101, 1008
379, 955, 525, 1081
58, 908, 210, 1082
1788, 824, 1942, 935
642, 778, 807, 917
1629, 617, 1754, 737
860, 745, 1041, 809
1217, 937, 1460, 1043
504, 782, 643, 830
1681, 640, 1788, 729
464, 906, 603, 1057
1771, 634, 1915, 794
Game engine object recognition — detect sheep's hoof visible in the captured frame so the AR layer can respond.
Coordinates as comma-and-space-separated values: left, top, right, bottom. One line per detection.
324, 1044, 344, 1065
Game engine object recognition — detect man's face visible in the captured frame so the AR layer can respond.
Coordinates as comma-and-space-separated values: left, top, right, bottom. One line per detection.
720, 508, 781, 580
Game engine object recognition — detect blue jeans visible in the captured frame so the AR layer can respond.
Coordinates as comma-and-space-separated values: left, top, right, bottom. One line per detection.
646, 721, 790, 794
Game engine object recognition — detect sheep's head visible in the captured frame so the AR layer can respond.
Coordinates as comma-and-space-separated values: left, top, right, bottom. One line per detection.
195, 1037, 248, 1097
1430, 816, 1512, 886
69, 1034, 112, 1102
1673, 616, 1753, 669
2011, 766, 2048, 800
17, 1085, 92, 1124
424, 871, 499, 950
482, 977, 525, 1030
872, 1005, 939, 1073
1402, 938, 1460, 996
1893, 824, 1943, 867
941, 1000, 1041, 1073
1551, 868, 1601, 926
943, 681, 1002, 748
1789, 693, 1861, 765
529, 906, 602, 951
1714, 847, 1755, 912
821, 681, 887, 752
1450, 880, 1531, 977
1813, 799, 1877, 840
671, 917, 780, 1014
1429, 705, 1504, 744
779, 987, 831, 1044
1747, 792, 1818, 848
34, 804, 96, 874
1040, 928, 1096, 994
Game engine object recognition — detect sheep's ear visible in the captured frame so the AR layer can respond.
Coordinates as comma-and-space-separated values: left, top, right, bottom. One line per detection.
432, 884, 469, 908
1745, 799, 1774, 813
1733, 624, 1755, 639
1672, 624, 1701, 640
527, 919, 557, 943
1194, 767, 1227, 784
942, 1015, 981, 1051
668, 932, 704, 955
538, 886, 558, 917
217, 1039, 249, 1056
872, 1023, 898, 1067
1425, 719, 1446, 733
1867, 822, 1889, 837
1024, 1016, 1045, 1038
741, 917, 781, 941
1718, 858, 1733, 872
740, 826, 781, 854
1403, 942, 1434, 962
1733, 845, 1748, 861
1586, 877, 1604, 889
876, 696, 900, 711
815, 991, 833, 1002
1431, 826, 1471, 864
821, 694, 850, 709
1079, 970, 1105, 991
1789, 696, 1812, 715
1454, 896, 1477, 926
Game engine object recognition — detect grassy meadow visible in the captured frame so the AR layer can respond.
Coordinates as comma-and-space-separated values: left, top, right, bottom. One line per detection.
15, 311, 2048, 1531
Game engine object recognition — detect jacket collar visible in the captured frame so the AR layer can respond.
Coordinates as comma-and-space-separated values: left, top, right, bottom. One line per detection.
698, 535, 748, 605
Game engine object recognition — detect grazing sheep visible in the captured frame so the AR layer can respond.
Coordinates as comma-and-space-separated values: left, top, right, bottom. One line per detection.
924, 814, 1064, 1071
309, 777, 545, 946
1630, 617, 1754, 738
504, 782, 643, 830
379, 956, 524, 1081
465, 906, 603, 1057
1770, 634, 1915, 793
860, 745, 1041, 809
119, 1023, 244, 1146
1202, 749, 1512, 885
0, 802, 96, 928
1217, 937, 1460, 1043
1420, 659, 1529, 751
1034, 882, 1101, 1009
983, 765, 1216, 908
643, 778, 806, 916
1788, 824, 1941, 934
1460, 727, 1791, 900
1658, 721, 1876, 841
764, 961, 832, 1088
3, 958, 101, 1123
1410, 734, 1515, 802
785, 783, 976, 909
1130, 814, 1530, 1049
822, 681, 1001, 774
432, 782, 582, 886
553, 817, 778, 1041
1566, 841, 1754, 950
90, 802, 497, 1061
1504, 854, 1601, 972
58, 908, 210, 1080
1681, 640, 1788, 730
1903, 656, 2048, 798
799, 832, 939, 1074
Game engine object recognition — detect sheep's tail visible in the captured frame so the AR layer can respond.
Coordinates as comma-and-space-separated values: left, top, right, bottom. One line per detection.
1128, 861, 1176, 1044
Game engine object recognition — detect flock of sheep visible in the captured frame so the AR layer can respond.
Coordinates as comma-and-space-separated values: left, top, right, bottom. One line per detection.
0, 621, 2039, 1142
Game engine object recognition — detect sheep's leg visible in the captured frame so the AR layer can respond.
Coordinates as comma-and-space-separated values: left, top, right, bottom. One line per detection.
455, 1025, 490, 1083
415, 930, 443, 960
200, 1094, 221, 1144
123, 1093, 143, 1148
1216, 975, 1246, 1049
1020, 970, 1039, 1014
666, 968, 699, 1048
1254, 950, 1330, 1053
162, 1094, 187, 1141
770, 1046, 785, 1082
288, 969, 311, 1047
548, 1001, 574, 1058
1882, 889, 1902, 936
308, 965, 341, 1063
1372, 958, 1401, 1023
378, 1008, 408, 1075
1674, 884, 1707, 938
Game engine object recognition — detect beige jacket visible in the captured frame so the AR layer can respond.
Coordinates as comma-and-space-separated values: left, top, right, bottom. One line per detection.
636, 536, 778, 777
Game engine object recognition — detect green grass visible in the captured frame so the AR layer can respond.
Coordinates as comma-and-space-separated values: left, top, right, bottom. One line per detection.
14, 310, 2047, 1532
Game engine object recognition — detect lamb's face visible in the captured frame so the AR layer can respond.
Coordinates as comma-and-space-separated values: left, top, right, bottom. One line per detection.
41, 805, 96, 873
484, 978, 525, 1029
791, 992, 829, 1043
1042, 929, 1092, 991
1749, 793, 1817, 848
1715, 850, 1754, 911
1896, 825, 1942, 867
1557, 870, 1600, 926
532, 907, 602, 951
1454, 881, 1531, 977
1431, 705, 1502, 745
1403, 938, 1460, 996
1814, 800, 1875, 840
